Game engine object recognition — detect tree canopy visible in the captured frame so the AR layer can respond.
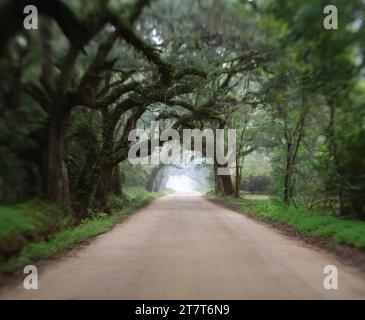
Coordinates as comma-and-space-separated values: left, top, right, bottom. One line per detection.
0, 0, 364, 219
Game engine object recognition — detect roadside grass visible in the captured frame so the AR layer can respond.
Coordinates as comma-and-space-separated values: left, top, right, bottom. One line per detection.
209, 195, 365, 250
0, 200, 69, 258
0, 188, 165, 274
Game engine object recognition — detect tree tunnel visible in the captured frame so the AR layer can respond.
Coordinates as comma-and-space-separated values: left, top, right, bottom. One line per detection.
146, 164, 210, 193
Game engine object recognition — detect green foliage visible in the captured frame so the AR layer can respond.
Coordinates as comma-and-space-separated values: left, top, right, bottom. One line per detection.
120, 186, 154, 203
242, 151, 272, 177
258, 0, 365, 216
0, 200, 69, 258
241, 175, 271, 194
121, 162, 149, 188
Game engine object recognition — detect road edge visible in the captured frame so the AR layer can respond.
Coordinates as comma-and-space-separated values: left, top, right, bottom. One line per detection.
205, 196, 365, 273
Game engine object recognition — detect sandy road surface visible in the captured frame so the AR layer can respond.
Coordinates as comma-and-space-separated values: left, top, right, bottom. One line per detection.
1, 193, 365, 299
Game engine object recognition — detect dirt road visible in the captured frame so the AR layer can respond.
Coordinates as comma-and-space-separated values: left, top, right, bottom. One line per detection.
1, 193, 365, 299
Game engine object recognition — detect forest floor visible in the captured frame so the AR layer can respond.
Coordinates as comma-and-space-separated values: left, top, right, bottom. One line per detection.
1, 192, 365, 299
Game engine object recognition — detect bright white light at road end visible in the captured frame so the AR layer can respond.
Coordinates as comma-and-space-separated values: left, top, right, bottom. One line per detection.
165, 175, 198, 192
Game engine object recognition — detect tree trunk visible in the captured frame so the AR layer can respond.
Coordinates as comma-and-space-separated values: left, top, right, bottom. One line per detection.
213, 161, 218, 194
235, 153, 242, 198
95, 167, 114, 209
146, 163, 165, 192
220, 174, 234, 196
213, 161, 223, 194
283, 141, 292, 206
213, 161, 234, 195
39, 17, 71, 209
76, 163, 103, 219
111, 166, 122, 196
235, 168, 240, 198
215, 155, 234, 196
327, 102, 349, 216
43, 107, 70, 210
